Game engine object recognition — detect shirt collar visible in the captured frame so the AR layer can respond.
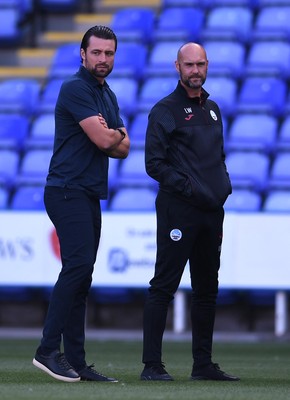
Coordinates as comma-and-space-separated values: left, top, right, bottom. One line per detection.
77, 65, 109, 90
176, 80, 209, 105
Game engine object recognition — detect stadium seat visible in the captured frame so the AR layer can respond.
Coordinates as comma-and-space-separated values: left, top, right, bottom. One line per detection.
162, 0, 204, 6
11, 185, 45, 210
16, 149, 52, 185
129, 112, 148, 149
26, 114, 55, 149
224, 189, 261, 212
264, 190, 290, 212
201, 7, 253, 43
39, 0, 78, 11
154, 7, 204, 42
117, 149, 156, 188
0, 79, 40, 115
113, 42, 147, 81
49, 43, 80, 79
226, 151, 270, 192
0, 187, 9, 209
246, 41, 290, 79
107, 78, 138, 118
0, 114, 29, 150
237, 77, 287, 117
38, 78, 63, 113
277, 116, 290, 151
204, 76, 237, 116
226, 114, 277, 154
145, 41, 183, 77
110, 187, 157, 211
138, 77, 177, 113
0, 7, 22, 46
202, 41, 246, 78
108, 157, 121, 191
252, 6, 290, 41
0, 150, 19, 187
110, 7, 155, 44
268, 153, 290, 190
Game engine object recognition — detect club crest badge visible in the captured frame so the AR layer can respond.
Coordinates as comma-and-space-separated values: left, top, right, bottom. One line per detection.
170, 229, 182, 241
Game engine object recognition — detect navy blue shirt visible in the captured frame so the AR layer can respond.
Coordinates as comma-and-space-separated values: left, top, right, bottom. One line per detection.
46, 66, 124, 199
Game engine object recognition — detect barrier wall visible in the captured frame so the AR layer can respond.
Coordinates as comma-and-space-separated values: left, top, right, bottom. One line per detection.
1, 211, 290, 289
1, 211, 290, 336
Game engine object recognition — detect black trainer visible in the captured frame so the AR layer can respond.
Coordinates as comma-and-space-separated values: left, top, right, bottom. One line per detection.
140, 363, 173, 381
32, 350, 80, 382
191, 363, 240, 381
78, 364, 118, 382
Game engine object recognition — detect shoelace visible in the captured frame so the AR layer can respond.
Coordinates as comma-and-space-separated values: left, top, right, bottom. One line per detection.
56, 353, 74, 371
86, 364, 107, 378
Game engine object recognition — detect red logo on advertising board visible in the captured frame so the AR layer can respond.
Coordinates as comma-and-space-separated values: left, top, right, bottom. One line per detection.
50, 228, 61, 260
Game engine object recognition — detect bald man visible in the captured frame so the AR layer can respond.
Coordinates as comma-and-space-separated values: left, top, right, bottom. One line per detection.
141, 43, 239, 382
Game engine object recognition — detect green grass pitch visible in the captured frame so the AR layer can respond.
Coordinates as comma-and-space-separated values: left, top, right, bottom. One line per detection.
1, 337, 290, 400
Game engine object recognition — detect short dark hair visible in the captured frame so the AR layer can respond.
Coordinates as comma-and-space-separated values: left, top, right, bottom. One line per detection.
80, 25, 118, 55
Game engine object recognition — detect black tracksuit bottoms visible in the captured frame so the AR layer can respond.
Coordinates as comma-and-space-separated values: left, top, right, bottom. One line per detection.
38, 186, 101, 371
142, 190, 224, 368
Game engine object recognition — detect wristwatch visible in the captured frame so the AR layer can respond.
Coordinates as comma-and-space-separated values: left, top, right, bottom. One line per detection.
117, 128, 126, 140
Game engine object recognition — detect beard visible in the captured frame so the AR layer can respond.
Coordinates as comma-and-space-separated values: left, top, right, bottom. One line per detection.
181, 75, 206, 89
86, 62, 113, 79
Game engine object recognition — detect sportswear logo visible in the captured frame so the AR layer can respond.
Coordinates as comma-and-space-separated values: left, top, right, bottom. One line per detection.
185, 114, 194, 120
170, 229, 182, 241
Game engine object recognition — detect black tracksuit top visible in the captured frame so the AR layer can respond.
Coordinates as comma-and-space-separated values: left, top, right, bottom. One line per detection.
145, 81, 232, 211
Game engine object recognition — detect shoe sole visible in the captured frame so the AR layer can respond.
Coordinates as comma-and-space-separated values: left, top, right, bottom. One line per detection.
140, 376, 173, 381
32, 358, 80, 383
191, 376, 240, 381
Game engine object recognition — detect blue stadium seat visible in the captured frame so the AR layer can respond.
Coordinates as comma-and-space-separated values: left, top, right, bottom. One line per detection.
138, 77, 177, 113
0, 114, 29, 150
0, 187, 9, 209
0, 79, 40, 115
252, 6, 290, 41
0, 7, 22, 46
108, 157, 121, 191
145, 41, 183, 77
204, 76, 237, 116
118, 149, 156, 188
277, 116, 290, 151
162, 0, 205, 6
0, 150, 19, 187
226, 114, 277, 154
113, 42, 147, 81
110, 7, 155, 44
110, 187, 157, 211
154, 7, 204, 42
107, 78, 138, 118
268, 153, 290, 190
203, 41, 246, 78
246, 41, 290, 79
16, 149, 52, 185
129, 112, 148, 148
237, 77, 287, 117
264, 190, 290, 212
39, 0, 78, 11
26, 114, 55, 149
201, 7, 253, 43
49, 43, 80, 79
38, 78, 63, 113
11, 185, 45, 210
224, 189, 261, 212
226, 151, 270, 192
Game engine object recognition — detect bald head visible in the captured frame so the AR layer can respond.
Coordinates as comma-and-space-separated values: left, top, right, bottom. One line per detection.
175, 42, 208, 95
177, 42, 207, 62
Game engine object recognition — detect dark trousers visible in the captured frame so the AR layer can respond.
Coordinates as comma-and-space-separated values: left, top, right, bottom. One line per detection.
39, 186, 101, 371
142, 190, 224, 368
